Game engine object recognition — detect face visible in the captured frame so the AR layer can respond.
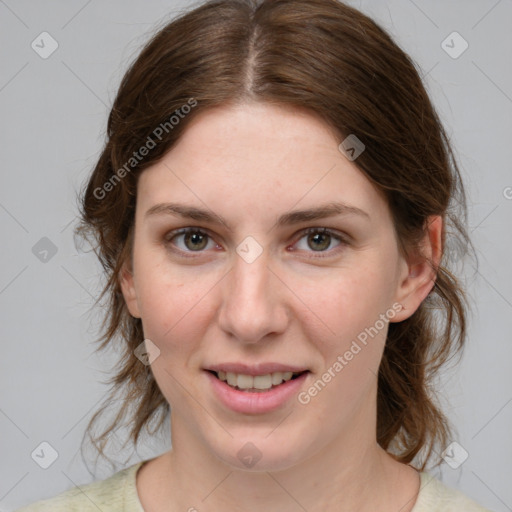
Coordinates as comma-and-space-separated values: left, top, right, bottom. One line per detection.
121, 102, 439, 471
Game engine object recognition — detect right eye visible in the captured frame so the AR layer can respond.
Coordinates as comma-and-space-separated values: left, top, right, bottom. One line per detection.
164, 227, 220, 256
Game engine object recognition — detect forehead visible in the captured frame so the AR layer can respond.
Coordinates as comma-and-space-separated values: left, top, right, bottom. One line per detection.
174, 102, 341, 161
136, 102, 388, 227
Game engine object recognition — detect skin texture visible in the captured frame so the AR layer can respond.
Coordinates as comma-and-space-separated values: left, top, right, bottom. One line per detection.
120, 102, 442, 512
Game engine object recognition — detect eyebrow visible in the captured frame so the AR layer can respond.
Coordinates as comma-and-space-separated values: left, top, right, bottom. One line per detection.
144, 201, 370, 231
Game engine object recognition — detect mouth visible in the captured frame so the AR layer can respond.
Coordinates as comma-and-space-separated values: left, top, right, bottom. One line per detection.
205, 369, 309, 393
204, 366, 311, 414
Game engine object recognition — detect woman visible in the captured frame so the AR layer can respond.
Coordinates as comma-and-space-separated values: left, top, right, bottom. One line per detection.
17, 0, 493, 510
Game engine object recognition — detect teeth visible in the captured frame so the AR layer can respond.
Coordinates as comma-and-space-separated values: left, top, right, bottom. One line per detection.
226, 372, 237, 387
272, 372, 283, 385
237, 374, 254, 389
216, 371, 301, 390
253, 374, 272, 389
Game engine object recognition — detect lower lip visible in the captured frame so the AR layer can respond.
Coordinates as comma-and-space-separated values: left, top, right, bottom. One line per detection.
205, 371, 309, 414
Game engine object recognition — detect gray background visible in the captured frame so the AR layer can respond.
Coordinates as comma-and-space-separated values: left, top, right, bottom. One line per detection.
1, 0, 511, 510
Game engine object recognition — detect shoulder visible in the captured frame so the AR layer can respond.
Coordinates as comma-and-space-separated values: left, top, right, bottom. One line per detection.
14, 461, 145, 512
414, 471, 494, 512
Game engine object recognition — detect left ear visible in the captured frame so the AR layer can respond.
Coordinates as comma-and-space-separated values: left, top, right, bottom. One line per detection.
390, 215, 443, 322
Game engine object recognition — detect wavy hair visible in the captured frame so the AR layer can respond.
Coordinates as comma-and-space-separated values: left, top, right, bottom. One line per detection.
76, 0, 473, 472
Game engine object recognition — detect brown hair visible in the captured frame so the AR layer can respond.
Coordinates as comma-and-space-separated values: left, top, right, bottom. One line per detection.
76, 0, 472, 472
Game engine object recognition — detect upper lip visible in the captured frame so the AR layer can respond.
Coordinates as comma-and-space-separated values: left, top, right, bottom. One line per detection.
205, 363, 310, 376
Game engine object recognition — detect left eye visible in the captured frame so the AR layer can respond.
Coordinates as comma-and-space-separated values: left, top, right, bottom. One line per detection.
293, 227, 344, 253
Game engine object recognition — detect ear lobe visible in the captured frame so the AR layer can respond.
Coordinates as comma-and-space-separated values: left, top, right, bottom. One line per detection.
119, 262, 141, 319
391, 215, 443, 323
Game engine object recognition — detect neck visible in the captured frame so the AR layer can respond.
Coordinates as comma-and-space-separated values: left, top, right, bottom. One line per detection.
158, 413, 418, 512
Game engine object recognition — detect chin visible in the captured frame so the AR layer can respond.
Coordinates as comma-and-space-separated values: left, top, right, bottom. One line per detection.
212, 436, 308, 473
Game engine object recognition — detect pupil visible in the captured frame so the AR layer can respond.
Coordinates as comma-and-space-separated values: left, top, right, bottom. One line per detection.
309, 232, 330, 251
186, 231, 207, 251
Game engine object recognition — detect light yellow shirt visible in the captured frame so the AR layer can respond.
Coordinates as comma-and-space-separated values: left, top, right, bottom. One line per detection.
15, 460, 493, 511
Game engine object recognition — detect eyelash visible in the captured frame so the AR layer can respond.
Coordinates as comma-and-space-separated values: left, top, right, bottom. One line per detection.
163, 227, 349, 259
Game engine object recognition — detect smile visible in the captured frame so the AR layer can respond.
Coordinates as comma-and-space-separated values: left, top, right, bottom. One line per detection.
205, 369, 310, 414
209, 370, 306, 392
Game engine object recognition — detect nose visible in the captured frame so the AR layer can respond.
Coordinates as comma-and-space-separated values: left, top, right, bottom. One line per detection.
217, 251, 289, 344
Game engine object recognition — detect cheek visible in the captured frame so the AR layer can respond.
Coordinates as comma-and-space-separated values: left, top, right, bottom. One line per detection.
133, 256, 221, 355
299, 262, 395, 348
296, 269, 394, 421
